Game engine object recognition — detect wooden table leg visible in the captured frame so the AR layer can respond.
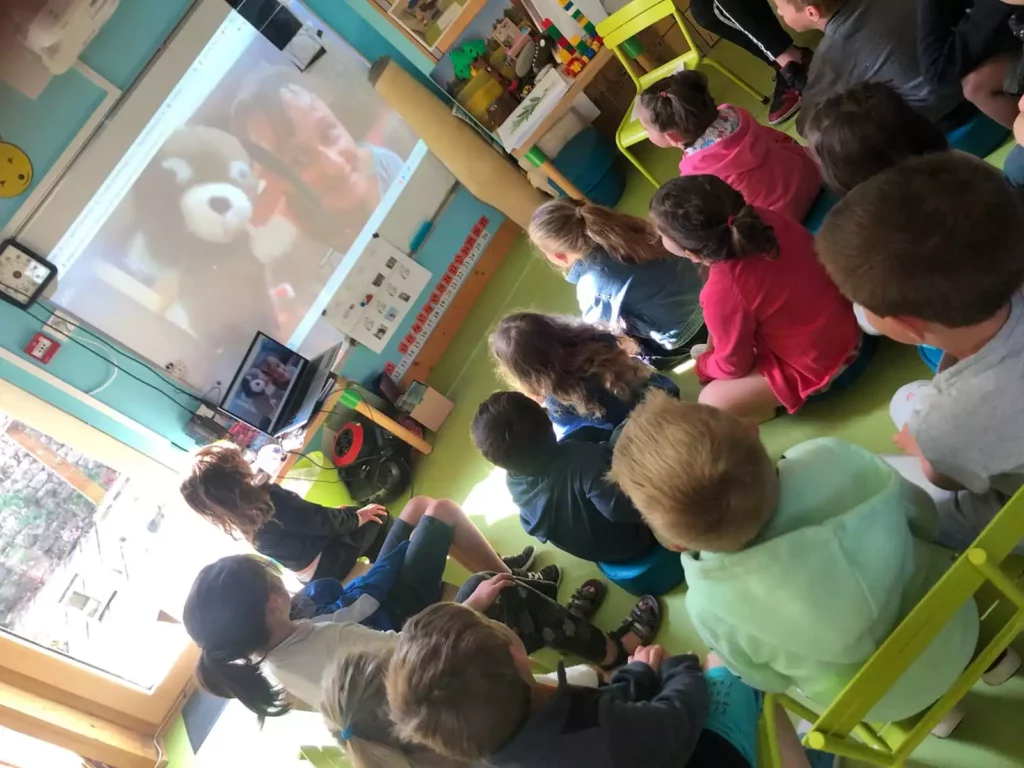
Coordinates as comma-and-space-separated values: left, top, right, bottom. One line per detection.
523, 146, 589, 201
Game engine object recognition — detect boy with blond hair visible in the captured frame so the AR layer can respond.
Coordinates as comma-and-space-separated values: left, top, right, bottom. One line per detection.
817, 152, 1024, 553
387, 602, 824, 768
773, 0, 966, 133
610, 391, 979, 724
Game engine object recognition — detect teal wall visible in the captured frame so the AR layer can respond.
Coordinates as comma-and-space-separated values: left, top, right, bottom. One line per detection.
0, 0, 200, 462
0, 0, 502, 461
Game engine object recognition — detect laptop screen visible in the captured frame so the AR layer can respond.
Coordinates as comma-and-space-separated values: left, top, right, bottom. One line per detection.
221, 333, 307, 432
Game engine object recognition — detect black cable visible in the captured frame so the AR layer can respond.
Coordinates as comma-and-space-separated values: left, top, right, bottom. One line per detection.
23, 304, 203, 402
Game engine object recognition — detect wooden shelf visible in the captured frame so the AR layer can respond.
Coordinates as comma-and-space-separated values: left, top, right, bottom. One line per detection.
511, 47, 615, 158
435, 0, 489, 52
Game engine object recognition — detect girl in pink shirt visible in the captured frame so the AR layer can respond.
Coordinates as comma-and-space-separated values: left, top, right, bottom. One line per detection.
649, 175, 860, 421
637, 71, 821, 222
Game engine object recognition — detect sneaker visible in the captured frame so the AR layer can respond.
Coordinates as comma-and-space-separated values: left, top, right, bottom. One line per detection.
768, 75, 802, 125
982, 647, 1022, 686
516, 564, 563, 590
930, 702, 965, 738
502, 545, 536, 572
768, 49, 811, 126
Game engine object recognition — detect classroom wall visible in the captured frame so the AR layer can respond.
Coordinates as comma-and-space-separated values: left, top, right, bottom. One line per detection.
0, 0, 505, 461
0, 0, 200, 460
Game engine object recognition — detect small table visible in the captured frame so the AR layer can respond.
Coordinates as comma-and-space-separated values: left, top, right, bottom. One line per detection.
273, 382, 433, 484
511, 46, 615, 201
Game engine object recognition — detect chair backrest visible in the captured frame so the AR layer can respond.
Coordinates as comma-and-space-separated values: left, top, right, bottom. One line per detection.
596, 0, 701, 88
797, 485, 1024, 764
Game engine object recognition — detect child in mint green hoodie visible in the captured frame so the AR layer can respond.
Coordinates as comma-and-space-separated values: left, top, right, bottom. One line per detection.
610, 391, 979, 723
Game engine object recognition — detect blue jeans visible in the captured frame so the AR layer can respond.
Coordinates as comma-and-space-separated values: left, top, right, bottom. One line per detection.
1004, 144, 1024, 188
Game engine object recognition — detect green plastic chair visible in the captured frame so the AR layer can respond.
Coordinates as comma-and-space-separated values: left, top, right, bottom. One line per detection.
595, 0, 768, 187
757, 485, 1024, 768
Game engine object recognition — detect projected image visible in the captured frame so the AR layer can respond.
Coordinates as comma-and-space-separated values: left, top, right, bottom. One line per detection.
52, 8, 418, 391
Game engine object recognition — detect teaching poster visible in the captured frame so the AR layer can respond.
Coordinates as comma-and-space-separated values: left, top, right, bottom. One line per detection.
324, 238, 431, 353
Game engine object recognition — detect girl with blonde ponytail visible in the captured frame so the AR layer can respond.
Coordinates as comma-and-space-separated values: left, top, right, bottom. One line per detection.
649, 174, 862, 422
528, 197, 705, 367
321, 650, 467, 768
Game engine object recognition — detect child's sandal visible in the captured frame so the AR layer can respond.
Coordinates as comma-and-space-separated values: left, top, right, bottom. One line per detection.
611, 594, 662, 647
567, 579, 607, 622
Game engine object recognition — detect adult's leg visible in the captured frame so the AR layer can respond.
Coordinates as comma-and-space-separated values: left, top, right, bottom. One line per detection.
689, 0, 800, 66
961, 55, 1020, 128
699, 371, 783, 423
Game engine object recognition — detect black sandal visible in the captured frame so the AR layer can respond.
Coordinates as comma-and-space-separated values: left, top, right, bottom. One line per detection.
610, 594, 662, 647
566, 579, 607, 622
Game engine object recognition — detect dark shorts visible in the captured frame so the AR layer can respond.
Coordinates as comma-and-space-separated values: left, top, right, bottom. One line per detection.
380, 515, 454, 623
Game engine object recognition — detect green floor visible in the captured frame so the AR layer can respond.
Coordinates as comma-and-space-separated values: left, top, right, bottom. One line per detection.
165, 44, 1024, 768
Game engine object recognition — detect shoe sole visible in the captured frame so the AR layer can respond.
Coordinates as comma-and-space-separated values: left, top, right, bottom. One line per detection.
516, 547, 538, 572
768, 99, 801, 126
930, 705, 965, 738
983, 647, 1022, 686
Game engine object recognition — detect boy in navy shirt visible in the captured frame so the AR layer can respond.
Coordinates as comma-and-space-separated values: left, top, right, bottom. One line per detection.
473, 392, 654, 564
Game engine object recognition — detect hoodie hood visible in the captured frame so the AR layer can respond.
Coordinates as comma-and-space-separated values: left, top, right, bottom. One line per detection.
683, 438, 977, 721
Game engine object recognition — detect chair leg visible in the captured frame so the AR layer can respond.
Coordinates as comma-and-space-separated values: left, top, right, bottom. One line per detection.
702, 56, 769, 105
619, 139, 661, 188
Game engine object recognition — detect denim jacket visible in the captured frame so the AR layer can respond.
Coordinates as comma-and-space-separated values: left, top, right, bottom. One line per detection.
568, 250, 704, 350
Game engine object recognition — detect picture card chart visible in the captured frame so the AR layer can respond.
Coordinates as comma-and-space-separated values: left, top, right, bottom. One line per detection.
384, 215, 490, 382
325, 238, 431, 353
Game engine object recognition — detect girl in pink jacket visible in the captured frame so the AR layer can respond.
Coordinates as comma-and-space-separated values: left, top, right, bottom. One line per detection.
637, 71, 821, 222
650, 174, 860, 422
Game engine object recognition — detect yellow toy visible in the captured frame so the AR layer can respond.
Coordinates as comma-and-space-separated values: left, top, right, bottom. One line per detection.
0, 141, 32, 198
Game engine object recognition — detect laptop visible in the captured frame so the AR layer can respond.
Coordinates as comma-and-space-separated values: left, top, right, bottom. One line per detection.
221, 332, 343, 437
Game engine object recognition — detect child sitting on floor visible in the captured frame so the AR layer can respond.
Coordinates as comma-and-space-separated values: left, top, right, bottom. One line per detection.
649, 175, 860, 421
491, 312, 679, 436
386, 602, 827, 768
610, 391, 979, 726
184, 528, 660, 717
774, 0, 967, 134
817, 152, 1024, 553
803, 82, 950, 196
528, 198, 704, 366
472, 391, 655, 564
636, 70, 821, 222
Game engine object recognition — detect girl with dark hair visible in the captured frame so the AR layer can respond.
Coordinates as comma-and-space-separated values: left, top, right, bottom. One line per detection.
528, 198, 704, 366
491, 312, 679, 437
183, 500, 662, 720
649, 175, 860, 421
635, 71, 821, 222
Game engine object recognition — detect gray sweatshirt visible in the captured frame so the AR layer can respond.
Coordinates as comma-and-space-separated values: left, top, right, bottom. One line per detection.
798, 0, 965, 133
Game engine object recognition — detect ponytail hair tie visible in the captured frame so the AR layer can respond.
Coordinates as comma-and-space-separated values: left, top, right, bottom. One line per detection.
726, 215, 737, 227
659, 90, 667, 97
338, 726, 354, 741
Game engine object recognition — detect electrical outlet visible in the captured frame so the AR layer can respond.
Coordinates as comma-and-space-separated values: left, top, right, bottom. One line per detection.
47, 310, 76, 342
165, 360, 188, 380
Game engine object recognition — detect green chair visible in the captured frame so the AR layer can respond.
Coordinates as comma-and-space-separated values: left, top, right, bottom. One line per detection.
758, 486, 1024, 767
595, 0, 769, 187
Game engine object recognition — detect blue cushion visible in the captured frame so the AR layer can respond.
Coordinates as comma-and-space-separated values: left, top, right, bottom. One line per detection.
552, 126, 627, 207
802, 187, 838, 233
946, 112, 1010, 159
918, 344, 943, 373
598, 544, 685, 596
